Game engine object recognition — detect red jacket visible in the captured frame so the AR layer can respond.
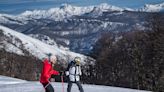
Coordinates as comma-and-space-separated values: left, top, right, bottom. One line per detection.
40, 59, 59, 83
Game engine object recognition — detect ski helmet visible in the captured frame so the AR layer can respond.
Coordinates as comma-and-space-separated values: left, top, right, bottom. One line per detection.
74, 57, 81, 65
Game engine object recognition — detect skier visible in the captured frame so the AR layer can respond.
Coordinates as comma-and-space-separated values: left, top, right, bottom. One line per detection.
66, 57, 84, 92
40, 55, 59, 92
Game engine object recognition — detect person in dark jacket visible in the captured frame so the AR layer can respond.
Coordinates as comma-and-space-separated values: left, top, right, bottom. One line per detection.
66, 57, 84, 92
40, 55, 59, 92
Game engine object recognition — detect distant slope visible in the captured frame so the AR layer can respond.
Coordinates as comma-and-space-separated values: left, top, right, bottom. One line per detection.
0, 25, 93, 63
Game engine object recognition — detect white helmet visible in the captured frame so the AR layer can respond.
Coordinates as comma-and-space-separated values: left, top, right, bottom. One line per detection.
50, 55, 57, 64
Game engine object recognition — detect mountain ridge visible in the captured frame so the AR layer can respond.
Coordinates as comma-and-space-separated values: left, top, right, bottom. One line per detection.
0, 25, 93, 63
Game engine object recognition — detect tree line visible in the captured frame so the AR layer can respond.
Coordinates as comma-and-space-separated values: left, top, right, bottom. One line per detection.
82, 13, 164, 92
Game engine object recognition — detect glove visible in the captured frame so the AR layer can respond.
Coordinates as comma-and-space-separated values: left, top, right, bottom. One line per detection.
65, 71, 69, 76
50, 78, 55, 82
59, 71, 64, 76
51, 74, 55, 78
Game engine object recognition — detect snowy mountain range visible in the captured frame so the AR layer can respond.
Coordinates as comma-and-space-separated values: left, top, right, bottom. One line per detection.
0, 2, 163, 23
0, 3, 124, 24
0, 3, 163, 55
0, 25, 93, 63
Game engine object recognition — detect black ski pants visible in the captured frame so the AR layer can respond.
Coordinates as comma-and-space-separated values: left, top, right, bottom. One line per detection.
42, 83, 54, 92
67, 81, 84, 92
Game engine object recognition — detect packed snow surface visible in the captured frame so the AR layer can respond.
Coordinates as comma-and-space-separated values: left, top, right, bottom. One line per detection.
0, 75, 151, 92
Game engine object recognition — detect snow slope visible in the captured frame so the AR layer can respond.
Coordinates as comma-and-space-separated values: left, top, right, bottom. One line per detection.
0, 25, 91, 62
0, 75, 26, 85
0, 75, 151, 92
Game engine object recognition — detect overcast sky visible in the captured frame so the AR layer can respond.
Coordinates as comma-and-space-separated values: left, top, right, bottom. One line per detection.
0, 0, 163, 14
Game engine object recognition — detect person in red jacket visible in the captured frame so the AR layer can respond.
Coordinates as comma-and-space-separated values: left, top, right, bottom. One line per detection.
40, 55, 59, 92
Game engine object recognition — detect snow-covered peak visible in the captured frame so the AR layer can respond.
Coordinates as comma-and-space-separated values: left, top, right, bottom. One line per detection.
88, 3, 124, 17
139, 2, 164, 12
97, 3, 123, 11
19, 3, 127, 20
0, 25, 92, 63
20, 4, 93, 20
59, 3, 77, 10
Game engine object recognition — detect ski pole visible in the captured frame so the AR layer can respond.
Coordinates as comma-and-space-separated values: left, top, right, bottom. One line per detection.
61, 72, 65, 92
